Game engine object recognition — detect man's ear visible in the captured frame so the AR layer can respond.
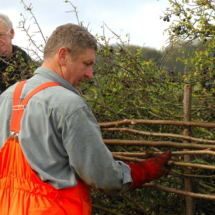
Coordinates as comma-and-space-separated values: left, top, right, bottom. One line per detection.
58, 47, 69, 66
10, 29, 15, 39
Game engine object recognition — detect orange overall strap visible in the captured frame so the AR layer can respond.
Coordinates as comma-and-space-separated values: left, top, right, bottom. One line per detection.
10, 81, 60, 133
12, 80, 27, 107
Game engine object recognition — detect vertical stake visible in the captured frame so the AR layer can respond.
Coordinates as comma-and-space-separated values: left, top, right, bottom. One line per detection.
183, 84, 194, 215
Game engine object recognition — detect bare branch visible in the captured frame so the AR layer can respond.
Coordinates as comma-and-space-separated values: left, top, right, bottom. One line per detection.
122, 193, 149, 215
65, 1, 80, 25
143, 183, 215, 201
104, 139, 215, 150
113, 155, 215, 170
18, 16, 43, 55
99, 119, 215, 128
112, 149, 215, 157
102, 127, 215, 144
92, 204, 123, 215
21, 1, 47, 43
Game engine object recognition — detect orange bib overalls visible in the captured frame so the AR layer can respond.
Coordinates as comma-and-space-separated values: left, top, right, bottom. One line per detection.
0, 81, 92, 215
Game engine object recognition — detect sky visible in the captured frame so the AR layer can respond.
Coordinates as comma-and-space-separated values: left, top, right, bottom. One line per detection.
1, 0, 172, 58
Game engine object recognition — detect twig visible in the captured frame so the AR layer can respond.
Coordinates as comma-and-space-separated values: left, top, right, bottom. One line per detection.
102, 127, 215, 144
121, 193, 149, 215
172, 169, 215, 178
21, 1, 47, 43
81, 94, 127, 117
92, 204, 123, 215
24, 45, 42, 61
112, 149, 215, 157
18, 16, 43, 54
65, 1, 80, 25
103, 22, 120, 37
104, 139, 215, 149
143, 183, 215, 201
113, 154, 143, 162
99, 119, 215, 128
113, 155, 215, 170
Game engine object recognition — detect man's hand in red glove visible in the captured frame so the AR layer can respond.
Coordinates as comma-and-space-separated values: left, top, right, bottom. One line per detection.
126, 151, 172, 190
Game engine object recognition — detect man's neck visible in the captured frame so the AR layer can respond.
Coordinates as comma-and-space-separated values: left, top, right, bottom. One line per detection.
0, 45, 13, 57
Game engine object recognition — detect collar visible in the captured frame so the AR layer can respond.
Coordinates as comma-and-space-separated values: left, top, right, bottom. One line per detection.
34, 67, 80, 95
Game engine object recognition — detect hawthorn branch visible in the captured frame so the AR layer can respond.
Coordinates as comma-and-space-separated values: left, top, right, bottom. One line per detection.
81, 94, 127, 117
143, 183, 215, 201
112, 149, 215, 157
92, 204, 123, 215
65, 1, 80, 25
104, 139, 215, 150
113, 155, 215, 171
102, 127, 215, 144
121, 193, 149, 215
18, 16, 43, 54
170, 169, 215, 178
21, 1, 47, 43
103, 22, 120, 37
99, 119, 215, 128
24, 46, 42, 61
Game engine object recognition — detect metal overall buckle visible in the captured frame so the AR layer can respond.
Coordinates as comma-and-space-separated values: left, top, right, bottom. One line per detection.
10, 131, 19, 142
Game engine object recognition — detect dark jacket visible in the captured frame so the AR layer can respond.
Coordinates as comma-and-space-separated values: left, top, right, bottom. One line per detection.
0, 45, 34, 93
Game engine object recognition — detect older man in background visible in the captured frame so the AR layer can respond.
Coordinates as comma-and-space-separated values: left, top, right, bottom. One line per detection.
0, 13, 33, 93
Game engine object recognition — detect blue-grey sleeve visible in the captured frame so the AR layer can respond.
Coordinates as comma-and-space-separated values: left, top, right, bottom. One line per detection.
62, 105, 132, 195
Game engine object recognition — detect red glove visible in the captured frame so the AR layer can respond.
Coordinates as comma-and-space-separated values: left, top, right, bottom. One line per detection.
126, 151, 172, 190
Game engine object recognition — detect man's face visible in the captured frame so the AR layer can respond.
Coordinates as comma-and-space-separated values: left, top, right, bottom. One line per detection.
64, 48, 96, 88
0, 22, 14, 56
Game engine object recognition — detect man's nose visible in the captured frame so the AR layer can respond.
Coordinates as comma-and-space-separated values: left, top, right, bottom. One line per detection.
85, 67, 94, 79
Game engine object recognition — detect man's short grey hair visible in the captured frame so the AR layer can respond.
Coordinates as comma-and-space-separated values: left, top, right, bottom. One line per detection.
44, 23, 97, 60
0, 13, 13, 30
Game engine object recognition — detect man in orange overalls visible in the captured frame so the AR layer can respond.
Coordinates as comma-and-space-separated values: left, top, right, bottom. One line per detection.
0, 23, 172, 215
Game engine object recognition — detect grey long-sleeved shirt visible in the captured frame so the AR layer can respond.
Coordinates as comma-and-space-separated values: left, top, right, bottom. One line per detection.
0, 67, 132, 195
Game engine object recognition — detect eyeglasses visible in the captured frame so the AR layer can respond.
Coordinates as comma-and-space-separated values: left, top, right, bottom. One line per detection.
0, 29, 11, 39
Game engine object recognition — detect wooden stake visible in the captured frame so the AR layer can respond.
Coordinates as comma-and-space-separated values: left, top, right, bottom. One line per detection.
183, 84, 194, 215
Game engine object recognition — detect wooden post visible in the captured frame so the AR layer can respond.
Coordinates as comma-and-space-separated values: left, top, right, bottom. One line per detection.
183, 84, 194, 215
